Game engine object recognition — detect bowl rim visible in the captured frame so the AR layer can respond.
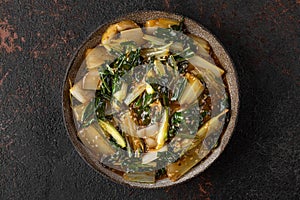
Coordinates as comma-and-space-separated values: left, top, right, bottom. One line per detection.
62, 10, 240, 188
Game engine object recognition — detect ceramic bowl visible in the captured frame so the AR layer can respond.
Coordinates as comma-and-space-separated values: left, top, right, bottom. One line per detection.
62, 11, 239, 188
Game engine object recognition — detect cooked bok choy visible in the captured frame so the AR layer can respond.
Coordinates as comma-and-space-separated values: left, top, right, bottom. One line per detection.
70, 18, 231, 183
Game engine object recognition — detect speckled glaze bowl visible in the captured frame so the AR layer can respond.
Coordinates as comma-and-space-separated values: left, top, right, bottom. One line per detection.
62, 11, 239, 188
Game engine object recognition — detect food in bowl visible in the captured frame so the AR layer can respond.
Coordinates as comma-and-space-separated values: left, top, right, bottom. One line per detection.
69, 17, 230, 183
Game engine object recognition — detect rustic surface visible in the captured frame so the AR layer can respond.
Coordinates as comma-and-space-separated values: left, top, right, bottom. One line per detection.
0, 0, 299, 199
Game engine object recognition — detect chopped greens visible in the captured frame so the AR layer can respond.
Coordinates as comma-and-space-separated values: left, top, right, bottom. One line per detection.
170, 17, 185, 31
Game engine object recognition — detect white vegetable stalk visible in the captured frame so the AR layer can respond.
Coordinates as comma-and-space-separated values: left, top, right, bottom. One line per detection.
70, 79, 95, 103
120, 28, 145, 46
156, 108, 169, 150
197, 109, 229, 138
119, 111, 137, 137
72, 102, 89, 122
124, 83, 146, 105
85, 46, 114, 69
188, 34, 211, 57
82, 69, 101, 90
154, 59, 166, 75
78, 124, 115, 156
188, 55, 224, 76
179, 73, 204, 105
143, 34, 166, 45
136, 123, 159, 138
113, 82, 128, 102
142, 145, 168, 164
145, 83, 155, 94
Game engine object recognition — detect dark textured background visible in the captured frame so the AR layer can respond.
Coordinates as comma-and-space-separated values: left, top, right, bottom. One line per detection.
0, 0, 299, 199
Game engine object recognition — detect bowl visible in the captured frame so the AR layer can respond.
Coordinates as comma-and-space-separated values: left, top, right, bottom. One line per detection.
62, 11, 239, 188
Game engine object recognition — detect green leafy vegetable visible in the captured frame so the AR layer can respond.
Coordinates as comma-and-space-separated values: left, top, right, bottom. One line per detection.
155, 168, 166, 179
170, 17, 185, 32
99, 120, 126, 148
